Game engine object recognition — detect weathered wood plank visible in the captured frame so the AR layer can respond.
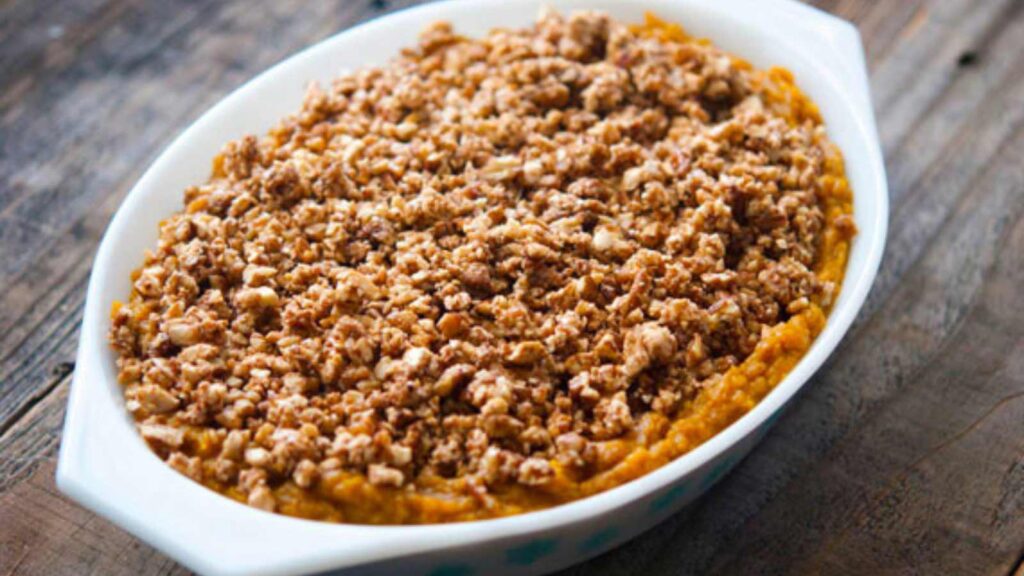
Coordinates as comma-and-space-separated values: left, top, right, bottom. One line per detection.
1, 0, 1023, 575
843, 0, 1024, 316
0, 377, 70, 495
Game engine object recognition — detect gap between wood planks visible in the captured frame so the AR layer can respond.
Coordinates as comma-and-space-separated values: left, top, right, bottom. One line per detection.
1013, 551, 1024, 576
0, 375, 71, 495
0, 362, 72, 441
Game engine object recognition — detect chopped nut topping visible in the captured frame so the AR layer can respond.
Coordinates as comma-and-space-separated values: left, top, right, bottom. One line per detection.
110, 9, 849, 523
134, 384, 180, 415
248, 485, 277, 512
138, 423, 184, 450
368, 464, 405, 488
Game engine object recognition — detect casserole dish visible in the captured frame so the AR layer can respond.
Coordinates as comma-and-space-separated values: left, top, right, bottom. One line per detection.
57, 0, 887, 574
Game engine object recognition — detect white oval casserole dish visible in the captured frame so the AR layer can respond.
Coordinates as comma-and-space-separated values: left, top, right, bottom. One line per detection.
56, 0, 888, 574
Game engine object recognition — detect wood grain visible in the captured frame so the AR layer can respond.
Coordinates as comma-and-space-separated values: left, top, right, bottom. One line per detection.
1, 0, 1022, 574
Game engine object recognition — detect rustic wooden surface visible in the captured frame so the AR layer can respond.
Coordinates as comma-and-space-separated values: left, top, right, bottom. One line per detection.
1, 0, 1023, 573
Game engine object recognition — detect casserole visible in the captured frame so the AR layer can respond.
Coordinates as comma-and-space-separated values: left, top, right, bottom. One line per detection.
57, 0, 887, 574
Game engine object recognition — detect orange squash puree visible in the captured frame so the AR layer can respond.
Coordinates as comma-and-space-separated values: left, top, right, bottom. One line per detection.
182, 15, 854, 525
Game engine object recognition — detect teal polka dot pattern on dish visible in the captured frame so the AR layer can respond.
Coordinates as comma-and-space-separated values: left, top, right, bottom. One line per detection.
506, 538, 557, 565
579, 526, 620, 554
698, 456, 739, 491
755, 421, 775, 443
427, 564, 475, 576
648, 481, 689, 513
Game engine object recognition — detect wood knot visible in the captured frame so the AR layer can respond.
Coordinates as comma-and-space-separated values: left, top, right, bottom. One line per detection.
957, 51, 979, 68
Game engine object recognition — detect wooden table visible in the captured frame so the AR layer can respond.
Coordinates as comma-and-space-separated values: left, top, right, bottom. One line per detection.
2, 0, 1023, 574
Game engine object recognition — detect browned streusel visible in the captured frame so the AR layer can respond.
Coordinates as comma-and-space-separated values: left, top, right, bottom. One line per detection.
111, 10, 848, 521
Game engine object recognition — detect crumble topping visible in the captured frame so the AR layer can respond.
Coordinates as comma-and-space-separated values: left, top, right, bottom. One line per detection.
111, 9, 845, 518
